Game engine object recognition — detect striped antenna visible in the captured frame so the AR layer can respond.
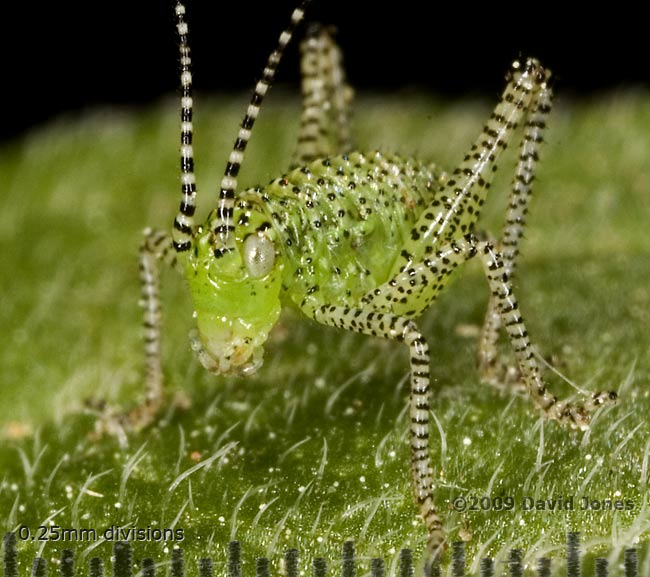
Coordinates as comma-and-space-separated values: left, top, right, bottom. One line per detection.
209, 1, 311, 258
172, 1, 198, 253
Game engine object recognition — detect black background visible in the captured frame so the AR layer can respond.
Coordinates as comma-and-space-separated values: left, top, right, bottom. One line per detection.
2, 1, 647, 143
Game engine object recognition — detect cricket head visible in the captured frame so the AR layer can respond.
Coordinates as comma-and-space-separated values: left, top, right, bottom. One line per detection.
183, 224, 283, 376
169, 0, 306, 375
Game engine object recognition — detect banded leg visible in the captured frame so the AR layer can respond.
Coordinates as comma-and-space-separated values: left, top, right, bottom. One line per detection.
475, 237, 616, 424
291, 24, 353, 167
478, 84, 554, 383
308, 304, 444, 557
389, 58, 552, 284
362, 235, 616, 427
134, 228, 180, 429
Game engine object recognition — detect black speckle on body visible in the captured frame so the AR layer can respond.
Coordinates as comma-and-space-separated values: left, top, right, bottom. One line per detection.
235, 151, 455, 309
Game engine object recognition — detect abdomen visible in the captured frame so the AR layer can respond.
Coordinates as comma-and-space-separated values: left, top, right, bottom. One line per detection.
259, 151, 443, 307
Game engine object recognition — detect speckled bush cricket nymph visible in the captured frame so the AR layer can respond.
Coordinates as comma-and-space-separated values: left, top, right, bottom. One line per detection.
134, 0, 618, 557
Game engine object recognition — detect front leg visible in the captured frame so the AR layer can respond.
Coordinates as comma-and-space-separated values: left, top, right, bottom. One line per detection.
308, 304, 445, 558
90, 228, 180, 437
132, 228, 180, 429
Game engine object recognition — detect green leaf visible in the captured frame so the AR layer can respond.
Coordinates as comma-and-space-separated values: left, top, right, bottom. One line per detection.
1, 93, 649, 573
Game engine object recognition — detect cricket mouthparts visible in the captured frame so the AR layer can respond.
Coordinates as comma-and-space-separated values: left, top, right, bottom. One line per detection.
189, 329, 264, 376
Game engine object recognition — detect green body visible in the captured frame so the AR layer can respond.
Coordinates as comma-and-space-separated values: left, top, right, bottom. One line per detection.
183, 151, 443, 373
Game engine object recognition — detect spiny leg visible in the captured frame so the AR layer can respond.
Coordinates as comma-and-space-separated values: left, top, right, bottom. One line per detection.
352, 233, 616, 551
134, 229, 180, 428
477, 238, 617, 422
291, 24, 353, 167
501, 80, 553, 279
385, 58, 552, 283
364, 57, 557, 390
92, 228, 180, 435
478, 76, 554, 384
363, 234, 616, 426
93, 2, 199, 433
329, 30, 353, 154
308, 304, 444, 557
358, 60, 551, 316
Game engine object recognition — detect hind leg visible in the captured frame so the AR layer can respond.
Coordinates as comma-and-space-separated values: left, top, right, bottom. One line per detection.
478, 85, 554, 387
291, 24, 353, 167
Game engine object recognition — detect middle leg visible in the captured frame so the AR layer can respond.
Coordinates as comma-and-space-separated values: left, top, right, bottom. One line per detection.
307, 302, 445, 557
360, 234, 616, 428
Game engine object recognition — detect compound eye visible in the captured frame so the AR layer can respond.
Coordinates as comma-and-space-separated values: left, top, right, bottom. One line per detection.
243, 234, 276, 278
